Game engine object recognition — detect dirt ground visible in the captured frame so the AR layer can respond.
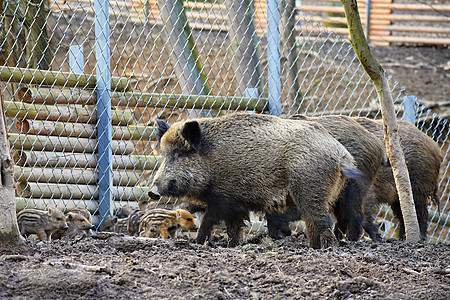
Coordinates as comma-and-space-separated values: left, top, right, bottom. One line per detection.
371, 45, 449, 104
1, 45, 449, 299
0, 231, 449, 299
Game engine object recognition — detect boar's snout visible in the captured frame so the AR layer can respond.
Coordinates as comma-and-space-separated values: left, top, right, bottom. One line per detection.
148, 185, 161, 200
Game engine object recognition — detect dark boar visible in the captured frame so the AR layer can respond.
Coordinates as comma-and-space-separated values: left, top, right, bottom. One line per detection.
17, 207, 68, 241
139, 208, 197, 239
267, 115, 386, 241
149, 112, 365, 248
52, 212, 94, 239
354, 117, 442, 240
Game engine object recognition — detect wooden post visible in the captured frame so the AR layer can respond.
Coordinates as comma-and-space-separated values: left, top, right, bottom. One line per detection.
23, 0, 52, 69
158, 0, 211, 96
280, 0, 302, 113
226, 0, 264, 97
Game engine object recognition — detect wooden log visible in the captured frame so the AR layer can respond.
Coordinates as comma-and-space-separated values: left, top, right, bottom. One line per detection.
18, 87, 268, 112
4, 100, 135, 125
0, 67, 130, 91
14, 166, 145, 186
8, 133, 135, 154
15, 151, 161, 170
122, 92, 268, 112
17, 182, 151, 202
15, 197, 140, 214
17, 120, 155, 140
15, 197, 98, 212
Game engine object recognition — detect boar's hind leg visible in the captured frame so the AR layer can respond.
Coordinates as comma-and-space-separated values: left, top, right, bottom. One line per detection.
225, 218, 246, 247
266, 212, 292, 240
362, 214, 382, 241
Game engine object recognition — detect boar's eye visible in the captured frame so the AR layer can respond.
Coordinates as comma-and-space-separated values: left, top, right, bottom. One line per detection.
186, 218, 193, 222
174, 150, 188, 160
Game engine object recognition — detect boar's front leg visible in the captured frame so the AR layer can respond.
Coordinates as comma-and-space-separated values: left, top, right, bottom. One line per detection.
305, 214, 337, 249
196, 209, 219, 244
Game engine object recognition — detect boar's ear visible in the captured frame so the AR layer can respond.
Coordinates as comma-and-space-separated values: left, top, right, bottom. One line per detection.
155, 119, 171, 142
67, 213, 74, 221
181, 121, 202, 151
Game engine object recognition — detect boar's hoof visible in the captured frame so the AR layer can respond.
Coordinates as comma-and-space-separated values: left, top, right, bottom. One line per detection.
319, 230, 338, 249
227, 239, 240, 247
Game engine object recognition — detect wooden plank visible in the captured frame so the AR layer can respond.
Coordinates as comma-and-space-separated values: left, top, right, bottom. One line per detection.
372, 25, 450, 34
372, 3, 450, 12
371, 35, 450, 45
372, 14, 450, 22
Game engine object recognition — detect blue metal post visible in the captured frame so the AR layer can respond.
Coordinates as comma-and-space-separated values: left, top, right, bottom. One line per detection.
365, 0, 372, 40
267, 0, 282, 116
95, 0, 113, 228
402, 95, 416, 125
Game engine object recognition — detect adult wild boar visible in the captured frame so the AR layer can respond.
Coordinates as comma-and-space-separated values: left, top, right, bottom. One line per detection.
149, 112, 365, 248
267, 114, 386, 242
354, 117, 442, 240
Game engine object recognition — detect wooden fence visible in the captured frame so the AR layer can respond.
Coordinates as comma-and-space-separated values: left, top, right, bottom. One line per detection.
57, 0, 450, 46
2, 67, 266, 214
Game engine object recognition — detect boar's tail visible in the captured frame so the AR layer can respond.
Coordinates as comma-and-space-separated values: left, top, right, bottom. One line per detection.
433, 185, 441, 213
340, 162, 368, 185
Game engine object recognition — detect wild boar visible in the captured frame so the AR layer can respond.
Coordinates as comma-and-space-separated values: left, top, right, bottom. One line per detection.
66, 207, 94, 237
353, 117, 442, 240
101, 215, 118, 232
138, 208, 197, 239
149, 112, 365, 248
52, 212, 94, 239
127, 210, 146, 236
267, 115, 386, 242
17, 207, 68, 241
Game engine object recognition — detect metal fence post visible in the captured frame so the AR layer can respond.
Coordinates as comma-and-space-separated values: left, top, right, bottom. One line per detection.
267, 0, 282, 116
402, 95, 416, 125
95, 0, 113, 228
365, 0, 372, 41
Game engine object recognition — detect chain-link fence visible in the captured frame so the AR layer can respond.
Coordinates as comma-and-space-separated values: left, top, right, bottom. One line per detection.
0, 0, 448, 243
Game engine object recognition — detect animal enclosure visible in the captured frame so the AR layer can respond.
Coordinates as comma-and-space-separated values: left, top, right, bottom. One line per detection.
0, 0, 449, 243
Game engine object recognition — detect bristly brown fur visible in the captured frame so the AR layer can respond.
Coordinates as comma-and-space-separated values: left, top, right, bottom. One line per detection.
150, 112, 364, 248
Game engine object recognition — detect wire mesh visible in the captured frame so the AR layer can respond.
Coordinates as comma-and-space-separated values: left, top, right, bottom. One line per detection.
0, 0, 448, 243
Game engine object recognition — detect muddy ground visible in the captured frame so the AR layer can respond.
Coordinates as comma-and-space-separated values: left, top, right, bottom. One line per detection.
1, 45, 449, 299
0, 232, 449, 299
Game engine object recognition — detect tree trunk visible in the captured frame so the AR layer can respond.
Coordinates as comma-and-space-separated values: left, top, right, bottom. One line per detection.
0, 92, 24, 244
340, 0, 421, 242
